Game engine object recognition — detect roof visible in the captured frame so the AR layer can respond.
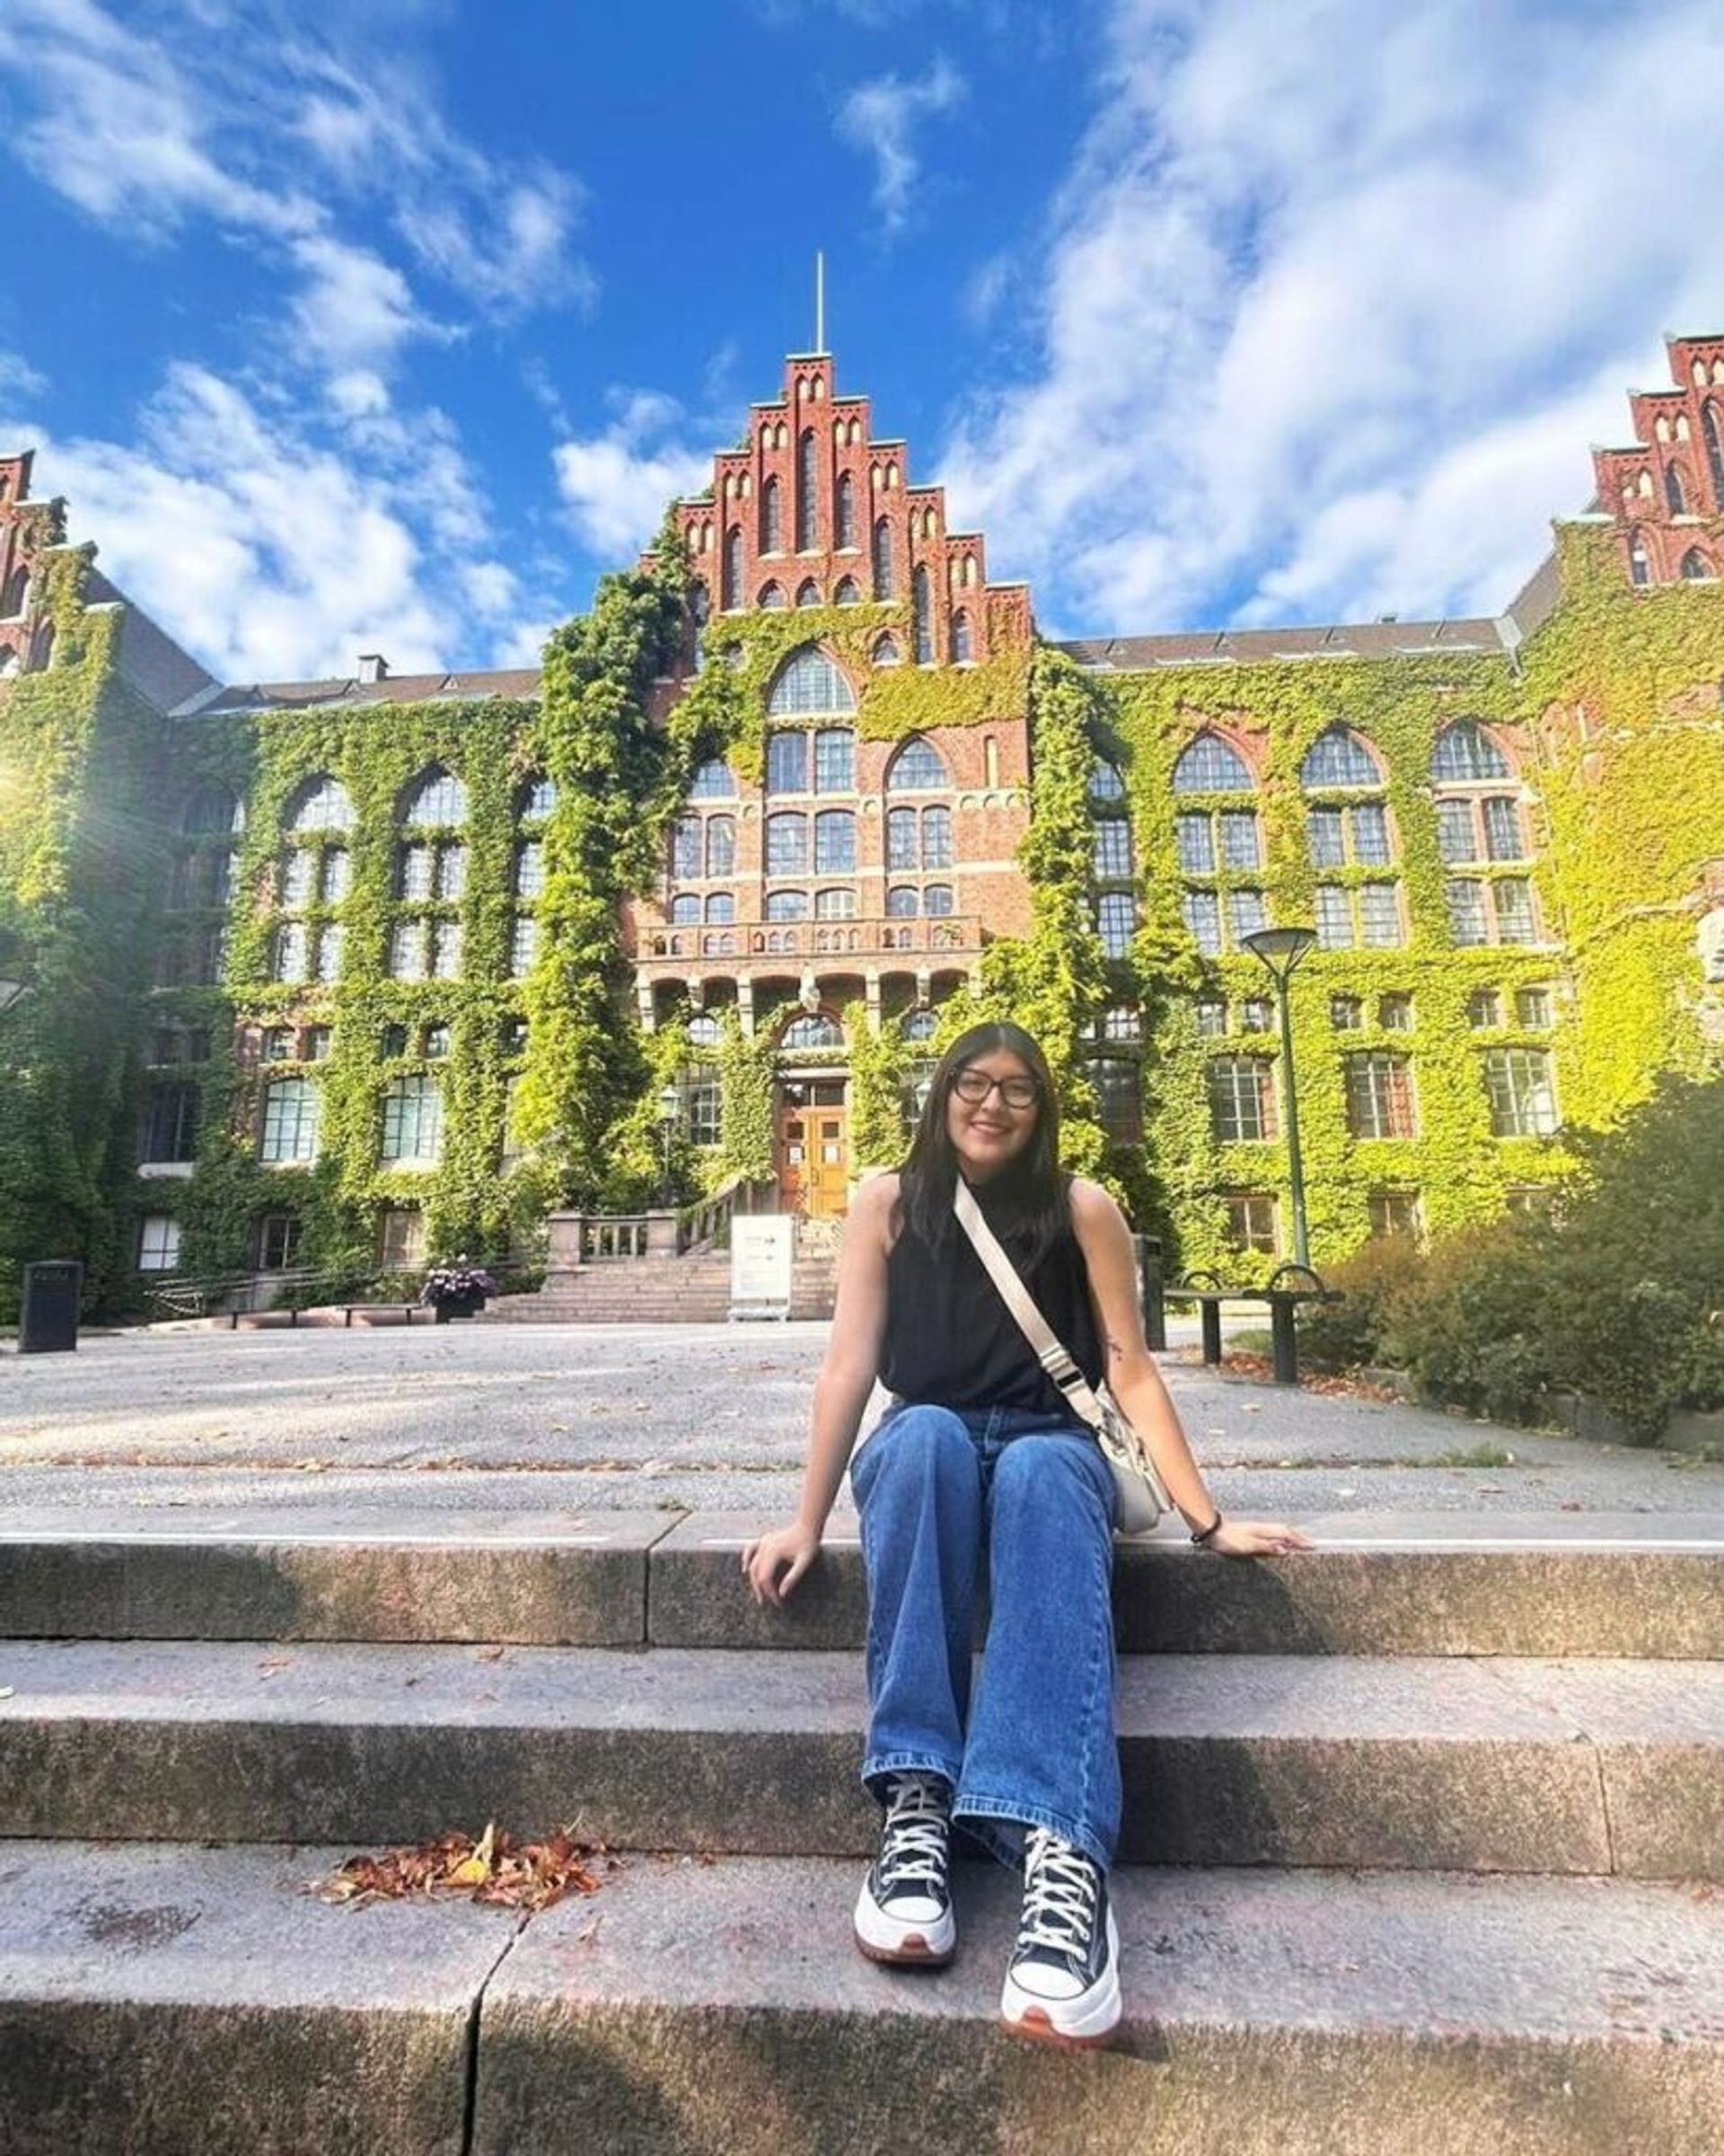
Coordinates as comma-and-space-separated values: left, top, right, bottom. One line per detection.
1054, 617, 1511, 671
196, 668, 544, 717
84, 569, 219, 712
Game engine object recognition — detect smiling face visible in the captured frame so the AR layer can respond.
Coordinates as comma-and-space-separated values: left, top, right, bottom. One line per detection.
946, 1046, 1041, 1182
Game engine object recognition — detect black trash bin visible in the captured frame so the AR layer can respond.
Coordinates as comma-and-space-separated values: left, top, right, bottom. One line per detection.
20, 1259, 83, 1353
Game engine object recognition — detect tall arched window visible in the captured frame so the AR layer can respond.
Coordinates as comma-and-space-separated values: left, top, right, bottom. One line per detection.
403, 767, 468, 825
886, 736, 950, 790
796, 430, 818, 551
836, 471, 858, 550
1681, 549, 1711, 581
286, 776, 356, 832
872, 516, 894, 599
795, 579, 822, 608
758, 581, 787, 609
873, 631, 902, 666
1171, 735, 1253, 794
1704, 403, 1724, 505
950, 610, 972, 664
768, 647, 858, 717
182, 787, 243, 835
688, 580, 709, 669
761, 476, 782, 553
1667, 463, 1688, 517
1299, 727, 1382, 788
1431, 721, 1510, 783
834, 575, 861, 604
723, 526, 743, 611
1628, 530, 1650, 586
912, 563, 933, 664
690, 758, 735, 799
518, 774, 558, 818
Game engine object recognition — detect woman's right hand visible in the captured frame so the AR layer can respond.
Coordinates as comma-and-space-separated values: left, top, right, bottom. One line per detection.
742, 1521, 822, 1607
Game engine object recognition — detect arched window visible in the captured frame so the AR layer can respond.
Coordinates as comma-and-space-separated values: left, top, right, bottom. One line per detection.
518, 774, 558, 818
761, 475, 782, 553
1681, 548, 1712, 581
690, 758, 735, 798
912, 564, 933, 664
764, 813, 809, 874
795, 579, 822, 608
689, 1013, 724, 1047
286, 775, 356, 832
758, 582, 787, 609
688, 579, 709, 668
1171, 735, 1253, 794
1090, 757, 1126, 801
1431, 721, 1510, 782
765, 889, 809, 920
1666, 463, 1687, 516
886, 885, 919, 917
781, 1011, 844, 1049
796, 430, 818, 551
723, 526, 743, 611
1704, 403, 1724, 504
887, 736, 950, 790
403, 767, 468, 825
670, 894, 700, 926
182, 787, 243, 835
836, 471, 858, 550
706, 892, 735, 924
872, 517, 894, 599
1299, 727, 1381, 788
1, 567, 28, 617
873, 630, 902, 666
768, 647, 858, 717
950, 610, 972, 664
834, 575, 861, 604
1628, 530, 1651, 586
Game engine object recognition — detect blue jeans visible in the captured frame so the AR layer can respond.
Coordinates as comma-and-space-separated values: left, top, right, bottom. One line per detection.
849, 1400, 1121, 1872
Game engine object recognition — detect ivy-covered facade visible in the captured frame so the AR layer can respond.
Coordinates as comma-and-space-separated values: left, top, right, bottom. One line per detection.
2, 338, 1723, 1316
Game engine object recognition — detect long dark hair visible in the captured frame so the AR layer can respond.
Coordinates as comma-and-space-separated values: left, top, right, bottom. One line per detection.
894, 1022, 1070, 1266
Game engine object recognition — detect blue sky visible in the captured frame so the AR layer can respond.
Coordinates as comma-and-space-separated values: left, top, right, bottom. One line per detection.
3, 0, 1723, 683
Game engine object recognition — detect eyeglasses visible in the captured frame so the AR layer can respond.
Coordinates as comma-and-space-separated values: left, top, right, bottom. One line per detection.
952, 1068, 1040, 1111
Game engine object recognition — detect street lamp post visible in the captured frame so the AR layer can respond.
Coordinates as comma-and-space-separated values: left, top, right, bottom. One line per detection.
657, 1081, 682, 1205
1242, 925, 1318, 1271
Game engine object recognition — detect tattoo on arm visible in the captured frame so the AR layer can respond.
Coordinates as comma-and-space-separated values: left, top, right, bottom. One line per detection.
1106, 1334, 1126, 1362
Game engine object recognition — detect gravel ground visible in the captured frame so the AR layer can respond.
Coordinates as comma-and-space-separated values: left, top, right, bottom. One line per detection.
3, 1319, 1720, 1521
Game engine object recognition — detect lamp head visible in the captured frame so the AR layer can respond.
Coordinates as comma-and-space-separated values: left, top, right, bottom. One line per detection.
1242, 925, 1317, 981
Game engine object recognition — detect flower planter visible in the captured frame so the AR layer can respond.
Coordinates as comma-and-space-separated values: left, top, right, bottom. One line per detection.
431, 1290, 484, 1324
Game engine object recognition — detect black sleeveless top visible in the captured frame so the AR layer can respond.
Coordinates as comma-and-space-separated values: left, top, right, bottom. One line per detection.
881, 1170, 1105, 1418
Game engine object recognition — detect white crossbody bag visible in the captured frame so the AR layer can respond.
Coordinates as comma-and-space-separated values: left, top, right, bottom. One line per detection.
953, 1180, 1172, 1536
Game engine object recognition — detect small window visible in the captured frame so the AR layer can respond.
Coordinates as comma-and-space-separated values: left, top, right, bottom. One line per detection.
758, 581, 787, 610
1092, 818, 1134, 880
389, 921, 427, 981
423, 1024, 451, 1059
1183, 889, 1222, 955
1483, 1048, 1559, 1138
834, 575, 861, 604
796, 579, 822, 608
1194, 996, 1228, 1038
814, 810, 856, 874
1101, 1005, 1141, 1042
767, 733, 809, 796
1368, 1191, 1421, 1241
1223, 1192, 1278, 1255
1086, 1057, 1141, 1142
1343, 1052, 1417, 1140
1209, 1058, 1276, 1142
1446, 879, 1491, 946
504, 1019, 529, 1054
257, 1212, 303, 1271
1096, 892, 1137, 958
1239, 998, 1272, 1034
510, 916, 540, 976
380, 1074, 444, 1165
873, 631, 903, 666
1220, 810, 1262, 870
836, 472, 858, 550
1176, 814, 1216, 874
141, 1082, 200, 1162
766, 813, 810, 875
950, 611, 973, 663
723, 526, 743, 610
260, 1077, 320, 1165
1378, 993, 1414, 1032
814, 886, 857, 920
303, 1026, 331, 1061
1358, 885, 1404, 948
706, 892, 736, 924
886, 884, 919, 918
887, 737, 949, 791
1330, 996, 1363, 1031
182, 788, 243, 836
519, 775, 559, 818
379, 1206, 427, 1270
1515, 986, 1552, 1028
261, 1025, 297, 1062
903, 1008, 939, 1043
137, 1215, 183, 1272
287, 777, 355, 833
688, 1014, 723, 1049
515, 840, 545, 898
923, 884, 954, 916
670, 895, 701, 926
1467, 988, 1502, 1029
383, 1023, 409, 1058
872, 517, 894, 600
766, 889, 810, 921
814, 729, 855, 793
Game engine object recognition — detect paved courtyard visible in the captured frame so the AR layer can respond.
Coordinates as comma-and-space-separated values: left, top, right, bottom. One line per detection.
4, 1318, 1720, 1524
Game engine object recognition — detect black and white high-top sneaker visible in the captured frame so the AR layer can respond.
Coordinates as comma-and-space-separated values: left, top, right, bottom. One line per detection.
853, 1772, 956, 1966
999, 1827, 1121, 2046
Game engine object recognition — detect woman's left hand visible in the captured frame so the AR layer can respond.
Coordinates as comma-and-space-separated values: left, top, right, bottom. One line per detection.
1204, 1518, 1313, 1558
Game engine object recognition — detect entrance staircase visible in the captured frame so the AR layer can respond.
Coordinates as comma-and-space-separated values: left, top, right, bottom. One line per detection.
1, 1509, 1721, 2151
479, 1244, 838, 1323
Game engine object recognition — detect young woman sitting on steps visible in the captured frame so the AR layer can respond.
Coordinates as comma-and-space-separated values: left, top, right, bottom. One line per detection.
743, 1021, 1312, 2049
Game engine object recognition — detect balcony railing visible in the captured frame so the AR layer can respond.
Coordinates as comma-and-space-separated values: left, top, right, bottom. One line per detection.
638, 913, 982, 966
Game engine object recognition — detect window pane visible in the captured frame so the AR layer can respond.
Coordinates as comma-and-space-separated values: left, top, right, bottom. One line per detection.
1223, 1192, 1278, 1254
1086, 1058, 1141, 1141
1467, 988, 1501, 1028
1229, 889, 1268, 943
921, 806, 953, 869
1220, 810, 1262, 870
1344, 1052, 1415, 1140
888, 738, 949, 790
1090, 758, 1125, 801
405, 770, 467, 825
1097, 892, 1136, 957
1315, 885, 1354, 949
670, 895, 701, 926
1092, 818, 1134, 879
1350, 803, 1393, 866
1330, 996, 1363, 1031
289, 778, 355, 832
814, 887, 856, 920
1368, 1191, 1421, 1240
381, 1075, 444, 1163
1183, 888, 1222, 955
1300, 727, 1379, 788
887, 805, 919, 870
435, 844, 467, 900
1378, 993, 1414, 1032
1173, 735, 1253, 793
672, 815, 703, 878
765, 889, 810, 920
1102, 1005, 1141, 1042
1175, 814, 1215, 874
765, 814, 808, 874
509, 916, 539, 976
313, 923, 344, 982
886, 885, 919, 917
1239, 997, 1272, 1034
1306, 808, 1345, 869
1484, 1048, 1558, 1137
1446, 879, 1489, 946
431, 921, 463, 978
1194, 996, 1228, 1037
1208, 1058, 1273, 1141
390, 920, 427, 979
282, 849, 315, 906
706, 816, 736, 877
260, 1078, 320, 1164
690, 759, 734, 799
1437, 799, 1477, 864
400, 843, 433, 900
923, 884, 954, 916
1482, 796, 1524, 860
142, 1083, 200, 1162
137, 1215, 183, 1271
769, 648, 858, 716
1358, 883, 1404, 947
520, 775, 558, 817
1433, 720, 1508, 782
275, 921, 309, 981
1516, 986, 1552, 1027
814, 729, 854, 792
814, 811, 855, 873
515, 840, 545, 898
1492, 878, 1537, 944
706, 891, 735, 923
766, 732, 808, 796
321, 848, 351, 902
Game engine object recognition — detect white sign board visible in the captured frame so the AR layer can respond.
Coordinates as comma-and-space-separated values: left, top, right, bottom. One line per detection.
730, 1217, 795, 1321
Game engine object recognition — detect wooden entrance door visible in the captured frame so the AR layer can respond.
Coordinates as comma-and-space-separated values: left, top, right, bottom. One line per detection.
776, 1081, 849, 1217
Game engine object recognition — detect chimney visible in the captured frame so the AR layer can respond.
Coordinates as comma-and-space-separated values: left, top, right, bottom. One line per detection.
356, 652, 389, 683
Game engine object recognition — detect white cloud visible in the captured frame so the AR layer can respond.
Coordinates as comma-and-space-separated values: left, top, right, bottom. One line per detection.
0, 362, 561, 682
941, 0, 1724, 633
290, 235, 445, 374
552, 391, 717, 559
0, 351, 48, 405
837, 57, 965, 234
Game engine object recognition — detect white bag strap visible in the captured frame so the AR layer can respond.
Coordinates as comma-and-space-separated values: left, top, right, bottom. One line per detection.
952, 1179, 1109, 1430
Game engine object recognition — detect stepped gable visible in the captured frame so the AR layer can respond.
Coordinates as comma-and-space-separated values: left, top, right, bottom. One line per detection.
1592, 332, 1724, 587
0, 451, 66, 679
646, 347, 1034, 663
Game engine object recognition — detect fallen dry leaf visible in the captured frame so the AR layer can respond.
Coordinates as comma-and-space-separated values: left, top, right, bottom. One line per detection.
311, 1823, 613, 1919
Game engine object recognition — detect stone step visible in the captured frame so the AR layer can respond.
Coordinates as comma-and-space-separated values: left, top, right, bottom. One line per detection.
4, 1511, 1720, 1658
3, 1640, 1719, 1875
3, 1844, 1720, 2155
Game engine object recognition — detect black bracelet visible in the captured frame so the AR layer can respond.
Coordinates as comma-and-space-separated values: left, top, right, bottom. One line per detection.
1191, 1512, 1223, 1547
